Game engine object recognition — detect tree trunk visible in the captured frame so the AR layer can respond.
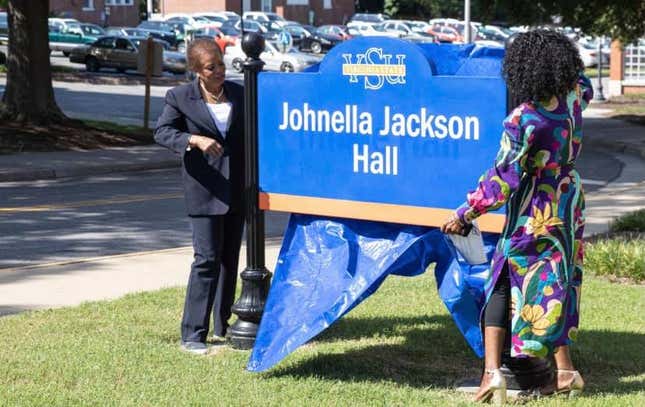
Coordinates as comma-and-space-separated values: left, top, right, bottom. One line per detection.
1, 0, 66, 124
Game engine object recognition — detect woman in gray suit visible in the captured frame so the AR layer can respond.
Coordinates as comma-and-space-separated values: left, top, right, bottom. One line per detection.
154, 38, 245, 354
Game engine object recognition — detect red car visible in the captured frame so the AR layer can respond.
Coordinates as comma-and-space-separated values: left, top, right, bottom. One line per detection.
195, 25, 237, 52
427, 24, 463, 43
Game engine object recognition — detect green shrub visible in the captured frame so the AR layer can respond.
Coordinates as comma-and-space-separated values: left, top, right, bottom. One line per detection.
610, 209, 645, 233
586, 238, 645, 282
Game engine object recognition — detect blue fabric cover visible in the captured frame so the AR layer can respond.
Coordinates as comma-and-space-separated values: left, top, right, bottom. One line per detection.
247, 214, 499, 372
300, 43, 503, 76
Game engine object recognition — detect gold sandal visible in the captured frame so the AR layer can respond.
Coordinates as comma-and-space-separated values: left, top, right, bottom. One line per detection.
555, 369, 584, 398
474, 368, 507, 404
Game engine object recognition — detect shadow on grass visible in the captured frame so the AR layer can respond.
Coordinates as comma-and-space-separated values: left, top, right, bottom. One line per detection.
268, 315, 480, 389
269, 315, 645, 395
575, 330, 645, 395
0, 305, 36, 317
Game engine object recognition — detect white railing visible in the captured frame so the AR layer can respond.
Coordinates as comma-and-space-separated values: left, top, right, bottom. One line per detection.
624, 40, 645, 83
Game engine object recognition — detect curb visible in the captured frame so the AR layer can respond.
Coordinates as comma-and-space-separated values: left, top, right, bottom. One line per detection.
0, 159, 180, 182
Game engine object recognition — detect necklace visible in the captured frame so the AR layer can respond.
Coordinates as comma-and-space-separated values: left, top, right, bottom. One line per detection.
200, 81, 224, 103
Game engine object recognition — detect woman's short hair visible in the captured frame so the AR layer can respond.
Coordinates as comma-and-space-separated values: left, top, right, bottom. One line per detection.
503, 29, 584, 103
187, 38, 223, 72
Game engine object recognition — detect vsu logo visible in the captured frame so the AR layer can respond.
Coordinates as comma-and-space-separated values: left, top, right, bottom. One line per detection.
342, 47, 407, 90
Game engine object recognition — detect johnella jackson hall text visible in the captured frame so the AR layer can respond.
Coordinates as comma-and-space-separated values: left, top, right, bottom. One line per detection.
277, 102, 481, 176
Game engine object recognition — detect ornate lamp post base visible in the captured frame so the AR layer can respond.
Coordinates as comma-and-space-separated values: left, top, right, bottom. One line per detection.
227, 267, 272, 350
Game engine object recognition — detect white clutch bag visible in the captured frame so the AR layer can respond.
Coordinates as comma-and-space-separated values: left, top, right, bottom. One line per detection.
446, 220, 488, 265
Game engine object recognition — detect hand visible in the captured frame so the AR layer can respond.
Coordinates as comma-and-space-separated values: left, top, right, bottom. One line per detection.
190, 135, 223, 158
441, 213, 466, 235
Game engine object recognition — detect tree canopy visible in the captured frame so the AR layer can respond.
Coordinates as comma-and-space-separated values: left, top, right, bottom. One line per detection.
480, 0, 645, 44
391, 0, 645, 44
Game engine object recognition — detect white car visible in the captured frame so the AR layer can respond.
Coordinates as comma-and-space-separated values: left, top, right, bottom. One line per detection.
380, 20, 432, 39
428, 18, 460, 26
577, 42, 610, 67
224, 41, 320, 73
406, 20, 432, 34
163, 13, 211, 30
48, 18, 82, 35
243, 11, 288, 27
346, 21, 400, 38
193, 13, 229, 28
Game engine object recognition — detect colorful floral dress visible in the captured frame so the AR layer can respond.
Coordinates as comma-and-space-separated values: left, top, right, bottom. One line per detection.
456, 75, 594, 358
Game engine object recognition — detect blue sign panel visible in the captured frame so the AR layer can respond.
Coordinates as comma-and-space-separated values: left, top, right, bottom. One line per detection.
258, 37, 507, 231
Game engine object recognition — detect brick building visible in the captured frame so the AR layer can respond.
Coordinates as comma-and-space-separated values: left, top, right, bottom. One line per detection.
50, 0, 142, 27
609, 39, 645, 96
157, 0, 355, 26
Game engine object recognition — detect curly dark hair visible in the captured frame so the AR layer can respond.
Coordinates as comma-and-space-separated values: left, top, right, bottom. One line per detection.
503, 29, 584, 103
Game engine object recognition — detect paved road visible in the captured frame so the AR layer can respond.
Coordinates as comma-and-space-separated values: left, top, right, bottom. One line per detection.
0, 147, 622, 269
0, 169, 290, 269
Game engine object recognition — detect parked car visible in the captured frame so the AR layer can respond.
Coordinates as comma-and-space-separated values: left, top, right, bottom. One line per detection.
427, 24, 462, 43
48, 18, 81, 34
243, 11, 288, 27
202, 11, 240, 26
49, 20, 101, 56
194, 25, 237, 52
380, 20, 417, 37
218, 24, 241, 39
577, 42, 609, 67
108, 26, 176, 48
164, 14, 211, 30
428, 18, 460, 27
233, 19, 278, 42
69, 36, 186, 74
282, 23, 312, 47
405, 20, 438, 40
225, 40, 320, 73
349, 13, 389, 24
347, 21, 400, 38
137, 20, 184, 46
0, 12, 8, 43
476, 25, 509, 43
300, 25, 350, 54
106, 27, 172, 49
219, 11, 241, 23
193, 13, 229, 27
80, 23, 105, 37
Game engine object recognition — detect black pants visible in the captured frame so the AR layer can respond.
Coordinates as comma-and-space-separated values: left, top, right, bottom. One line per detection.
181, 214, 244, 343
484, 264, 511, 328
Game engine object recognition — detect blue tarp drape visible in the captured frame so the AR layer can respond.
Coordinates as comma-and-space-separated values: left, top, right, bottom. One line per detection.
247, 214, 499, 372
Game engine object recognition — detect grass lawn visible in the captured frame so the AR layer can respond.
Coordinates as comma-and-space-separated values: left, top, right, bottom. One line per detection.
606, 93, 645, 125
584, 68, 609, 79
0, 271, 643, 406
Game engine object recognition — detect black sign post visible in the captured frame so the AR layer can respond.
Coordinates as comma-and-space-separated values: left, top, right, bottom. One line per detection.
227, 32, 272, 350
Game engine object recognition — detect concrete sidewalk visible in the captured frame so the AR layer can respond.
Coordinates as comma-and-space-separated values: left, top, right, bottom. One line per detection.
0, 240, 283, 317
0, 145, 179, 182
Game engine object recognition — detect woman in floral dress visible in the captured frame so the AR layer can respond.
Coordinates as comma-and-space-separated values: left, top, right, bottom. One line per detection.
442, 30, 593, 403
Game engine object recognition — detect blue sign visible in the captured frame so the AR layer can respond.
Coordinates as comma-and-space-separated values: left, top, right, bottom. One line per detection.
258, 37, 507, 231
